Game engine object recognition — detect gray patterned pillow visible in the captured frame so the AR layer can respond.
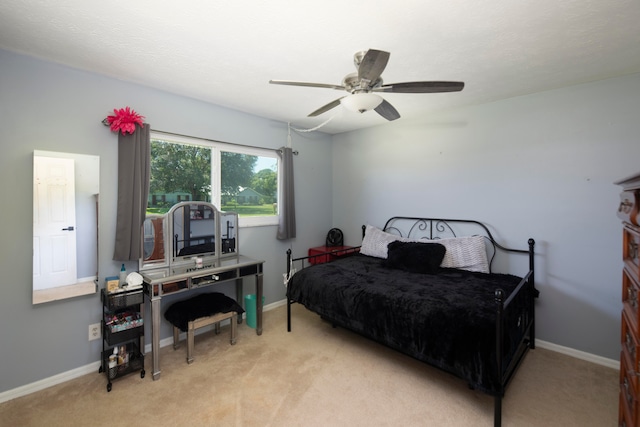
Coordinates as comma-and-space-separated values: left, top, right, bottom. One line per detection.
360, 225, 405, 258
438, 235, 489, 273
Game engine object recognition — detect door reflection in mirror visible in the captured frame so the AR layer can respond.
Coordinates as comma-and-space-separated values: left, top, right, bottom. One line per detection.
33, 150, 99, 304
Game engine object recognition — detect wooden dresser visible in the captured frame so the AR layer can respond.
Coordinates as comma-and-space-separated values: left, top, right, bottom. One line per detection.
616, 173, 640, 426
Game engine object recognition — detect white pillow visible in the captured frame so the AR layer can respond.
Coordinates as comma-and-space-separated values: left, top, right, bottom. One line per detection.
360, 225, 405, 258
438, 235, 489, 273
360, 225, 490, 273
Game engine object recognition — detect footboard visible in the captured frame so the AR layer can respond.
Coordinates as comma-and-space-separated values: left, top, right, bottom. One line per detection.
493, 238, 536, 426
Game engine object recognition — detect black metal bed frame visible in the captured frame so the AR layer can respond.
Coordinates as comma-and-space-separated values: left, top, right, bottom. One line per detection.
285, 217, 537, 427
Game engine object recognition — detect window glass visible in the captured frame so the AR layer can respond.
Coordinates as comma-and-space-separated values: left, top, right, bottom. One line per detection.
221, 151, 278, 217
148, 133, 279, 227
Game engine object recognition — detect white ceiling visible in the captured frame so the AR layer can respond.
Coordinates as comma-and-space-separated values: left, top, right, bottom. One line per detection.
1, 1, 640, 134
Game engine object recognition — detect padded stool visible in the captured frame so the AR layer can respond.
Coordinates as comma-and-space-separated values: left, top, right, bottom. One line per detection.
164, 292, 244, 364
172, 311, 237, 364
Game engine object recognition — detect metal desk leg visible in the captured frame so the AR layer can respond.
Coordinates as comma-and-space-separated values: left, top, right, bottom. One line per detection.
151, 297, 162, 380
235, 278, 243, 324
256, 273, 263, 335
139, 299, 145, 363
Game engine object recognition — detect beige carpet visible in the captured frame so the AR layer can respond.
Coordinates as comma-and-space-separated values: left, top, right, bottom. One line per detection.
0, 304, 618, 426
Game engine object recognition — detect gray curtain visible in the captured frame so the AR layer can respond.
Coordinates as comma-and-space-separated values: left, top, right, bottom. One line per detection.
277, 146, 296, 240
113, 123, 151, 260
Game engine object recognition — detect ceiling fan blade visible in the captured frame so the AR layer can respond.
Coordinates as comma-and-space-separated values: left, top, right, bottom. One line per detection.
269, 80, 345, 90
358, 49, 390, 83
374, 99, 400, 121
308, 97, 344, 117
376, 81, 465, 93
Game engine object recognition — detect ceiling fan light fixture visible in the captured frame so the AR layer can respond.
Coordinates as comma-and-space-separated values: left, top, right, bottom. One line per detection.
341, 93, 383, 113
270, 49, 464, 122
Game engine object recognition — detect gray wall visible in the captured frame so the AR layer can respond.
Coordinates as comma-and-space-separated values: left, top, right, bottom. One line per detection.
0, 49, 333, 394
331, 72, 640, 360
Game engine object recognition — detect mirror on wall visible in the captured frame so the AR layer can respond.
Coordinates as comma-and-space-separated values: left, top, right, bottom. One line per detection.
33, 150, 100, 304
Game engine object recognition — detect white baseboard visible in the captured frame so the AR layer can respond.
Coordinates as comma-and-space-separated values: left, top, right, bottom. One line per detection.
0, 361, 102, 404
0, 300, 286, 404
535, 339, 619, 370
0, 300, 615, 404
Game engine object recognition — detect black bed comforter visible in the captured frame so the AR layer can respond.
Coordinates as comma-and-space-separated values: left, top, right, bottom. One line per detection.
287, 254, 529, 395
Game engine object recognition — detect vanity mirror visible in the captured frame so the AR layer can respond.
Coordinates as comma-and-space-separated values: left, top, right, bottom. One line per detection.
141, 214, 168, 269
140, 201, 238, 274
33, 150, 100, 304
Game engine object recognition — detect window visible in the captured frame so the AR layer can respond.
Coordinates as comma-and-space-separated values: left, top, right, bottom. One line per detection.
148, 132, 279, 227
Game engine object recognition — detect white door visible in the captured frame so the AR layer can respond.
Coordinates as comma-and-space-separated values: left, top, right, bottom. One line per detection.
33, 155, 77, 290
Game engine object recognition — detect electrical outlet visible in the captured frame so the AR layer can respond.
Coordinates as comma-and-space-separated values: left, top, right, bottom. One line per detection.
89, 323, 101, 341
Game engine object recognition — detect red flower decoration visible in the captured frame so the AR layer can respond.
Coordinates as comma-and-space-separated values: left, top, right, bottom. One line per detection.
105, 107, 145, 134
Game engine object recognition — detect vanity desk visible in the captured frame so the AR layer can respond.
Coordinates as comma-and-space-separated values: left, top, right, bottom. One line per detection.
141, 255, 263, 380
138, 201, 263, 380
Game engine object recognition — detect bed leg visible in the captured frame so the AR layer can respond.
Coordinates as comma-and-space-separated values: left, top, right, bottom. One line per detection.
528, 238, 537, 350
494, 288, 504, 427
286, 248, 292, 333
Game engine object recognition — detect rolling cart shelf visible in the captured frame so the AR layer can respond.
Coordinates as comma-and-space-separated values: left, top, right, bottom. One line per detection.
99, 288, 145, 392
98, 342, 145, 391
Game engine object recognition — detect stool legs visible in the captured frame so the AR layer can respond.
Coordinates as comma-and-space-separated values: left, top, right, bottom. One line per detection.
187, 321, 196, 364
172, 311, 237, 364
173, 326, 180, 350
230, 313, 237, 345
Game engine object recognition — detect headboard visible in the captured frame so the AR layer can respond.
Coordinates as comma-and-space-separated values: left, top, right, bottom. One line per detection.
376, 216, 534, 273
286, 216, 534, 278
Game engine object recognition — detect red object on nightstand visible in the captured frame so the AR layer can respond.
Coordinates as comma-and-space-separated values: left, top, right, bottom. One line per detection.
308, 245, 357, 265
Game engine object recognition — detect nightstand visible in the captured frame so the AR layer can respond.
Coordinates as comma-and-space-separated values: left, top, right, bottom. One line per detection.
308, 245, 357, 265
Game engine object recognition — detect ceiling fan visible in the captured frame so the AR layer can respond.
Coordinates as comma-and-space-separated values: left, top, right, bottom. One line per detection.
269, 49, 464, 121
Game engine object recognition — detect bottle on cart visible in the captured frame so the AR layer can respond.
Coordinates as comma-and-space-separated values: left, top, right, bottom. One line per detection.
108, 350, 117, 369
119, 264, 126, 287
110, 347, 118, 368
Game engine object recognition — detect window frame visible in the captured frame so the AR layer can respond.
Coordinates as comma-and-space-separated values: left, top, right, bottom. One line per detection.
149, 131, 280, 228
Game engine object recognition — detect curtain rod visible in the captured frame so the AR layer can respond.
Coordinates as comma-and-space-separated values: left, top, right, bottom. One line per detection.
152, 129, 298, 155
